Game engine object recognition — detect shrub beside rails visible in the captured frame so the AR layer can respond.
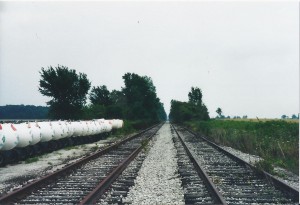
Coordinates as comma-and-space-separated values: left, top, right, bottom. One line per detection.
0, 119, 124, 166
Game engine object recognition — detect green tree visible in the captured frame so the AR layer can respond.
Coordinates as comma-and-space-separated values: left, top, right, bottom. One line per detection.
82, 72, 166, 122
110, 90, 126, 106
169, 87, 209, 123
188, 87, 202, 105
216, 107, 222, 117
291, 114, 298, 119
122, 73, 166, 121
38, 65, 91, 119
89, 85, 112, 106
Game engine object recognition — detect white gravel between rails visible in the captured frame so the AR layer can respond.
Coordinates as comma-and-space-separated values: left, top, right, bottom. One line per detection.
123, 123, 185, 205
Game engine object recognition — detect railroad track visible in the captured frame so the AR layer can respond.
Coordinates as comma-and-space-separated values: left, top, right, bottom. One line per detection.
97, 140, 149, 204
0, 123, 162, 205
171, 125, 226, 205
172, 125, 298, 205
1, 123, 298, 205
98, 123, 226, 205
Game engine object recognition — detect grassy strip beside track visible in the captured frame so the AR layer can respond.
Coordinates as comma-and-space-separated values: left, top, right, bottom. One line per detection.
111, 120, 159, 138
184, 120, 299, 174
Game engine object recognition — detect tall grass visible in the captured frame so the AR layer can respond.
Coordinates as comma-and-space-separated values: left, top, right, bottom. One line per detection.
184, 120, 299, 174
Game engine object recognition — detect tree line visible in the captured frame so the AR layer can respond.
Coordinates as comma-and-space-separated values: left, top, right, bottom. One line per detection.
169, 87, 210, 123
0, 105, 49, 119
38, 65, 167, 123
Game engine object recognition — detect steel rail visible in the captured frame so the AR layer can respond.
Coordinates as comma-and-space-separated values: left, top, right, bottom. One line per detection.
184, 126, 299, 202
0, 123, 161, 204
79, 124, 162, 205
171, 124, 227, 205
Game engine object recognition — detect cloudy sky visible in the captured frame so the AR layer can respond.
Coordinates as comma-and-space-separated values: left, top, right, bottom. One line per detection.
0, 1, 298, 118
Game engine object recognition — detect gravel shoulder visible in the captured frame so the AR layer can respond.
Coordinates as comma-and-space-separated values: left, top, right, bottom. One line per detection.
220, 145, 299, 190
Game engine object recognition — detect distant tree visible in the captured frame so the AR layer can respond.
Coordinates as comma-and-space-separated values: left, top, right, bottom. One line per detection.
0, 105, 49, 119
226, 116, 231, 119
281, 115, 287, 119
38, 65, 91, 119
169, 87, 209, 123
233, 116, 241, 119
216, 107, 222, 117
188, 87, 202, 105
242, 115, 248, 119
291, 114, 298, 119
89, 85, 112, 106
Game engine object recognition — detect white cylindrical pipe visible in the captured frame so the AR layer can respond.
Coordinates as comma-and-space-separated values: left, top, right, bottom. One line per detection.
89, 121, 97, 135
66, 121, 75, 137
51, 121, 64, 140
0, 124, 4, 150
119, 120, 124, 128
0, 124, 19, 150
15, 123, 32, 147
85, 121, 92, 136
98, 119, 106, 133
72, 121, 83, 137
38, 121, 54, 142
28, 122, 41, 145
95, 120, 103, 134
59, 121, 69, 139
104, 120, 112, 132
81, 121, 89, 136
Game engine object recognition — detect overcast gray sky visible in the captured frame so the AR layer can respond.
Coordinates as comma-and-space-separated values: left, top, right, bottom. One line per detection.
0, 1, 298, 118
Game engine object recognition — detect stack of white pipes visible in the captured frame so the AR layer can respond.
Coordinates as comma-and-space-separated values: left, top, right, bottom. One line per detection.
0, 119, 123, 151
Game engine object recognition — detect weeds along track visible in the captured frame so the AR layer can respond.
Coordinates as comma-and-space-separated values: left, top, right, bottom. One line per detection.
0, 124, 162, 205
172, 125, 298, 205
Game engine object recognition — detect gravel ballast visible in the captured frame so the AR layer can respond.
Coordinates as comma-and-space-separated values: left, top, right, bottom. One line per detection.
220, 145, 299, 190
0, 133, 134, 195
124, 123, 185, 205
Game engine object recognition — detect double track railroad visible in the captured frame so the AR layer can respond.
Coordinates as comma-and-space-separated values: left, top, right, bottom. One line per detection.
0, 123, 298, 205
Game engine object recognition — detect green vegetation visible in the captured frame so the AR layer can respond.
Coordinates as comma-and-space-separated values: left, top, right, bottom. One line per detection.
169, 87, 209, 123
38, 66, 166, 127
91, 145, 99, 152
185, 120, 299, 174
39, 65, 91, 119
64, 146, 77, 151
83, 72, 166, 127
141, 139, 149, 151
25, 156, 39, 164
254, 159, 274, 173
0, 105, 49, 119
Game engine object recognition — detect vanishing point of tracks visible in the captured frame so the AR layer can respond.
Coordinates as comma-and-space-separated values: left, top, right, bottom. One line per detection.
0, 123, 298, 205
